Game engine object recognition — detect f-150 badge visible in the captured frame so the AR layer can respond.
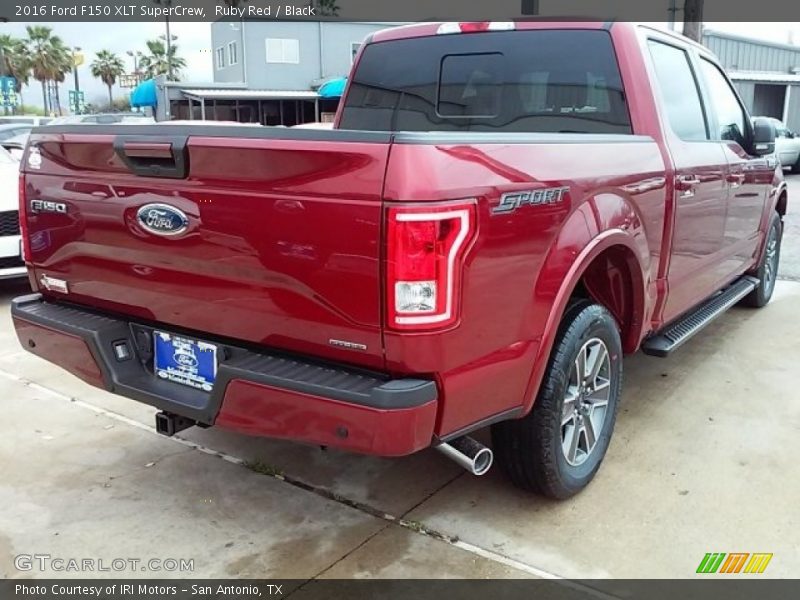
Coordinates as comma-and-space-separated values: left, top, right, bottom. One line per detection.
492, 186, 569, 215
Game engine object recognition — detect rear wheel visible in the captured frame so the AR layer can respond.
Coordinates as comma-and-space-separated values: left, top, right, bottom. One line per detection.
741, 211, 782, 308
492, 301, 622, 499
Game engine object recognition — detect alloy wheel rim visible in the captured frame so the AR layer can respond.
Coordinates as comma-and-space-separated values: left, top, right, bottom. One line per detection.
561, 337, 612, 467
764, 226, 778, 294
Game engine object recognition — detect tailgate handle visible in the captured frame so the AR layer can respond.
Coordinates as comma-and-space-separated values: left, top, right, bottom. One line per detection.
113, 135, 189, 179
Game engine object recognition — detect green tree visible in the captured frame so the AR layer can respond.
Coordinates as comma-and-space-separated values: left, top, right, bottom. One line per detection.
139, 37, 187, 80
90, 50, 126, 107
308, 0, 339, 16
25, 26, 72, 115
0, 35, 31, 112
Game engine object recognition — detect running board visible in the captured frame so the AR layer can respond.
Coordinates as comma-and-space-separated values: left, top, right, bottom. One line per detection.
641, 276, 759, 357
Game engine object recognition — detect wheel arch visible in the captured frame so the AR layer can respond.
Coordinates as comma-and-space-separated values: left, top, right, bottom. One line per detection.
520, 228, 650, 417
775, 185, 788, 219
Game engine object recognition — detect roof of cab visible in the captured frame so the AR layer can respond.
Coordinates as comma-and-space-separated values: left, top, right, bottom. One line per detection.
369, 20, 617, 44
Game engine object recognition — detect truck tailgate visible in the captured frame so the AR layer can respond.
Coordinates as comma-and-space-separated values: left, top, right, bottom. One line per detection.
22, 127, 391, 370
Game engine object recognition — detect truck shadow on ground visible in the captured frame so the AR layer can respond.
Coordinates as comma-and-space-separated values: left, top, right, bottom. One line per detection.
180, 301, 770, 519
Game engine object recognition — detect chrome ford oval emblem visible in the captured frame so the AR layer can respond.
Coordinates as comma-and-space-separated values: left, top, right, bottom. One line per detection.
136, 203, 189, 236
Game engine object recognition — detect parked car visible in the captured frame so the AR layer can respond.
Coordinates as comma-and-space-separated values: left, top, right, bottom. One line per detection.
0, 116, 51, 127
1, 133, 29, 161
46, 113, 154, 126
0, 145, 24, 280
12, 22, 786, 498
0, 123, 33, 142
761, 117, 800, 172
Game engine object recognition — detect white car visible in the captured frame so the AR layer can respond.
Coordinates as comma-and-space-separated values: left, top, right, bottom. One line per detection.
0, 145, 25, 280
763, 117, 800, 172
0, 116, 52, 127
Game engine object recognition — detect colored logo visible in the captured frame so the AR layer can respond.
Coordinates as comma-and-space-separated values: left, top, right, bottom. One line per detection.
696, 552, 773, 574
136, 204, 189, 237
173, 347, 199, 369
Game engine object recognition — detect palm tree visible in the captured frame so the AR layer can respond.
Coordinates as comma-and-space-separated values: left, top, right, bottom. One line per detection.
48, 37, 73, 116
25, 26, 72, 115
91, 50, 126, 107
139, 38, 187, 80
0, 35, 31, 112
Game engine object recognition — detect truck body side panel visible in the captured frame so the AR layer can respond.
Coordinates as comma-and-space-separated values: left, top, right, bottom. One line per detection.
382, 138, 666, 435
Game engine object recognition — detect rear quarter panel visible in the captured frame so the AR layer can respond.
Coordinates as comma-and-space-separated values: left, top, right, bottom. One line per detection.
383, 137, 666, 436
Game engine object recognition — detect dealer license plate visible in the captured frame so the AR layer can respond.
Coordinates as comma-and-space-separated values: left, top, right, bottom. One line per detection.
153, 331, 217, 392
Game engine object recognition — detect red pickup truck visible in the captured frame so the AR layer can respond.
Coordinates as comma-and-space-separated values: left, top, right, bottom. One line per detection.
13, 22, 786, 498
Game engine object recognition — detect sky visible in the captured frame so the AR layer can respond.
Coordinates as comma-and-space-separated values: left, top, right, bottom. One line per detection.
2, 21, 212, 108
1, 20, 799, 110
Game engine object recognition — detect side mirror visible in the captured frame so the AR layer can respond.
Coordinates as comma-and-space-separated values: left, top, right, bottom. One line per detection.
787, 131, 796, 139
751, 117, 776, 156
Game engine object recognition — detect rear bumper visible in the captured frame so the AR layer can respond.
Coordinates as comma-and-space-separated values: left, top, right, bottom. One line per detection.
11, 294, 438, 456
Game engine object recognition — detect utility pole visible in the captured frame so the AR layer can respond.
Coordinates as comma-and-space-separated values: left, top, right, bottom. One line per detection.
667, 0, 677, 30
127, 50, 143, 84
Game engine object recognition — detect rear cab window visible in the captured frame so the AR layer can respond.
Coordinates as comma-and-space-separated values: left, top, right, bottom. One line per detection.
340, 29, 632, 134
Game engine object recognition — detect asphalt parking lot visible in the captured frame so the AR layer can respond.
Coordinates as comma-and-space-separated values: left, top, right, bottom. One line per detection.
1, 175, 798, 582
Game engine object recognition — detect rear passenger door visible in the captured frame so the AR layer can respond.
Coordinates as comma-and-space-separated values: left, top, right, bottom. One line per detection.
695, 58, 773, 270
646, 38, 729, 324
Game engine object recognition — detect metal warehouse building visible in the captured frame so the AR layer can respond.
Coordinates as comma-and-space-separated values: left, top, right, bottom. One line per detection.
703, 30, 800, 132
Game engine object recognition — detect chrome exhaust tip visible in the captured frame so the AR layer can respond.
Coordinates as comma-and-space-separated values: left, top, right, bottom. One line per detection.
436, 436, 493, 476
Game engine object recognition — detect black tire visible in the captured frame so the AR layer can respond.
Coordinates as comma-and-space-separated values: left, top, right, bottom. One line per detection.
492, 300, 623, 499
741, 211, 782, 308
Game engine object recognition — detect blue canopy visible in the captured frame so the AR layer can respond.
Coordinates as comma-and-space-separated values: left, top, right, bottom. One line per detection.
318, 77, 347, 98
130, 79, 157, 108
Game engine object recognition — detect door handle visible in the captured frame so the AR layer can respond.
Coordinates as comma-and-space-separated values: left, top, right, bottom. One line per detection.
675, 174, 699, 196
727, 173, 745, 187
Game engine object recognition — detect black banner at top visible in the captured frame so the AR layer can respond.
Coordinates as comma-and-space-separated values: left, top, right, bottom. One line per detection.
1, 0, 799, 22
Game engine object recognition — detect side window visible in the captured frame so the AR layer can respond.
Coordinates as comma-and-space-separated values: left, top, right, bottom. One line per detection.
647, 40, 708, 141
698, 59, 748, 147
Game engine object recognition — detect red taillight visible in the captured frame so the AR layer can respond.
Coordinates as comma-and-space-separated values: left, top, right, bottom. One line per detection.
19, 174, 31, 262
386, 201, 476, 331
458, 22, 491, 33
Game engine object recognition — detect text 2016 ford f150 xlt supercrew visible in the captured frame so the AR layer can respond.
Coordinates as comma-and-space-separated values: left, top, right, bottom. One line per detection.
12, 22, 787, 498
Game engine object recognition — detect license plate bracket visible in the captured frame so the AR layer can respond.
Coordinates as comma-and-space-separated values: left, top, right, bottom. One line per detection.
153, 331, 217, 392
